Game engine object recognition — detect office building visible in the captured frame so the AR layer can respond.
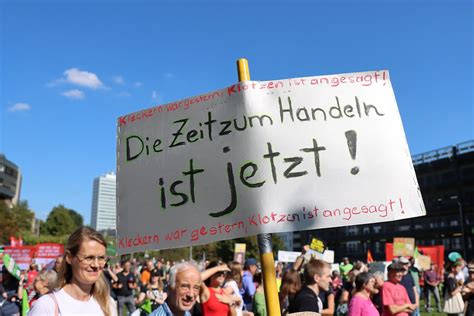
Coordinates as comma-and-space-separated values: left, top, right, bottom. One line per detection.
0, 154, 22, 207
90, 172, 116, 231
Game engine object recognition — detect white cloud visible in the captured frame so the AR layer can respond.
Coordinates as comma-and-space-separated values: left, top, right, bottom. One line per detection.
113, 76, 125, 85
63, 68, 103, 89
134, 81, 143, 87
8, 103, 31, 112
151, 90, 163, 103
62, 89, 85, 99
117, 91, 131, 98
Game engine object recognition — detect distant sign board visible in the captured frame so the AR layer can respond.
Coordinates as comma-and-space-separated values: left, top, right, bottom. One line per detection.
393, 237, 415, 257
116, 70, 425, 254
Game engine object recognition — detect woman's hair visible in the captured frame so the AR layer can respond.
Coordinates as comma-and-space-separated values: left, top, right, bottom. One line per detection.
37, 270, 58, 292
56, 226, 111, 316
354, 272, 373, 292
225, 262, 243, 289
149, 273, 164, 291
204, 261, 219, 286
279, 269, 302, 304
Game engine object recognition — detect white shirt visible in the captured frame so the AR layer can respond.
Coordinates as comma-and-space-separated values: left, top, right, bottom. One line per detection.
28, 288, 117, 316
225, 280, 243, 316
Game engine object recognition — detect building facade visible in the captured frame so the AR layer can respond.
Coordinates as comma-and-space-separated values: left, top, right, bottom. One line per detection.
90, 172, 117, 231
299, 140, 474, 262
0, 154, 22, 207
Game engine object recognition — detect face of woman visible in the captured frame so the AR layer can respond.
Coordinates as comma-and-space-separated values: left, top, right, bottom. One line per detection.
365, 277, 378, 294
67, 239, 107, 287
211, 271, 226, 287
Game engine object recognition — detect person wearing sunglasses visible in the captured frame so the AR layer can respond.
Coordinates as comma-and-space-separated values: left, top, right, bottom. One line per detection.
200, 261, 239, 316
29, 226, 117, 316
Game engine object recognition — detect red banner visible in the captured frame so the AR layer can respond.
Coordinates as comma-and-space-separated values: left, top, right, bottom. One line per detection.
35, 243, 64, 259
3, 246, 36, 268
386, 243, 444, 277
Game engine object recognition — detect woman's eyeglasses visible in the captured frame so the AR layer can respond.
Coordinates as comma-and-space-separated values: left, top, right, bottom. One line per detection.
76, 254, 110, 265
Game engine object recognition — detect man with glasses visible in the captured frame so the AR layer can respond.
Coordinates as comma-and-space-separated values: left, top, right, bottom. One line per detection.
115, 260, 138, 315
150, 261, 201, 316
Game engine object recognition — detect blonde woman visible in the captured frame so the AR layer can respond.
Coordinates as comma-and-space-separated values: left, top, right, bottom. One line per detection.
28, 227, 117, 315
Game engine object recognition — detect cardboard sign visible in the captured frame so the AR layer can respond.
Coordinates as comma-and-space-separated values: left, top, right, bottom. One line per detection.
393, 237, 415, 257
233, 243, 246, 264
417, 254, 431, 271
278, 251, 301, 262
310, 238, 326, 253
116, 70, 426, 254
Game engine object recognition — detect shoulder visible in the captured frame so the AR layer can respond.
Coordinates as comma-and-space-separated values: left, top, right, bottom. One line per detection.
28, 293, 56, 316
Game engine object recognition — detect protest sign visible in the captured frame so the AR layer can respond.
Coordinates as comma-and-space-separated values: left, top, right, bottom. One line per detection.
34, 243, 64, 267
310, 238, 326, 253
393, 237, 415, 257
3, 246, 35, 270
234, 243, 246, 264
417, 254, 431, 271
2, 254, 22, 280
116, 70, 426, 254
278, 251, 301, 262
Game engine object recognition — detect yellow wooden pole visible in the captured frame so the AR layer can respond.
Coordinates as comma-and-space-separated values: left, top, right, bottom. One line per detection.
236, 58, 281, 316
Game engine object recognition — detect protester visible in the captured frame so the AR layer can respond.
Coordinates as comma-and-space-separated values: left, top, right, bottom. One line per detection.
115, 260, 138, 315
252, 273, 266, 316
22, 269, 57, 307
136, 271, 168, 315
200, 261, 238, 316
27, 264, 39, 288
149, 261, 201, 316
319, 281, 335, 316
28, 226, 117, 315
423, 263, 441, 312
461, 261, 474, 316
141, 260, 155, 286
382, 262, 416, 316
1, 265, 21, 315
444, 261, 464, 316
340, 257, 353, 283
397, 257, 419, 316
223, 262, 246, 316
53, 255, 63, 273
279, 269, 302, 315
347, 272, 379, 316
102, 262, 119, 302
288, 258, 331, 314
371, 271, 384, 315
241, 258, 257, 311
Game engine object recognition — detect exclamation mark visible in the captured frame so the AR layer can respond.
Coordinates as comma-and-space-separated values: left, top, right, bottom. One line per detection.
399, 198, 405, 214
345, 130, 359, 175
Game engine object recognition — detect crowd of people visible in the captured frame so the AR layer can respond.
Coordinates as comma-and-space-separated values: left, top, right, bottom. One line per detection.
1, 227, 474, 316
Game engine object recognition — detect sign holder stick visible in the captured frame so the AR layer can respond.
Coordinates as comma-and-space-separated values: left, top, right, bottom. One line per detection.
236, 58, 281, 316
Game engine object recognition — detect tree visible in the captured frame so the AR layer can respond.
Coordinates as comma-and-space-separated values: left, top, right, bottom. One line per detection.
0, 200, 35, 244
41, 204, 78, 236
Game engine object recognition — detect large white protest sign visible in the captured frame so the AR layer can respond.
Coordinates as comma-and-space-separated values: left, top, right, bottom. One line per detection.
116, 70, 425, 254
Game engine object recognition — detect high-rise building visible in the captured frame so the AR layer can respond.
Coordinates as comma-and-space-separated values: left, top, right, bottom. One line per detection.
0, 154, 22, 207
90, 172, 116, 231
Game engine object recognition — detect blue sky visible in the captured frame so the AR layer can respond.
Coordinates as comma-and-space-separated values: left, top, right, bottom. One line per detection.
1, 0, 472, 224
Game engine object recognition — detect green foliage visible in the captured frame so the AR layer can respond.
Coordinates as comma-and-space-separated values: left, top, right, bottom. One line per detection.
41, 204, 82, 236
21, 231, 69, 245
0, 200, 35, 244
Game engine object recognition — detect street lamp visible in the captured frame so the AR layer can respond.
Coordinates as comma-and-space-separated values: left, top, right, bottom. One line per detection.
450, 195, 467, 259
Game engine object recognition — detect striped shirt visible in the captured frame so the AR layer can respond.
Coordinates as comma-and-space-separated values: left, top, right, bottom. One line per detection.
149, 302, 191, 316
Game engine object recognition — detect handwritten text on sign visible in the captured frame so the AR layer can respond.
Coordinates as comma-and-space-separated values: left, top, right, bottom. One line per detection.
116, 70, 425, 254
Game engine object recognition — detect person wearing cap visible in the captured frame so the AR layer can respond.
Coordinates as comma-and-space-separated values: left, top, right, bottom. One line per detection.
461, 261, 474, 316
382, 262, 416, 316
241, 258, 257, 311
397, 257, 419, 316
